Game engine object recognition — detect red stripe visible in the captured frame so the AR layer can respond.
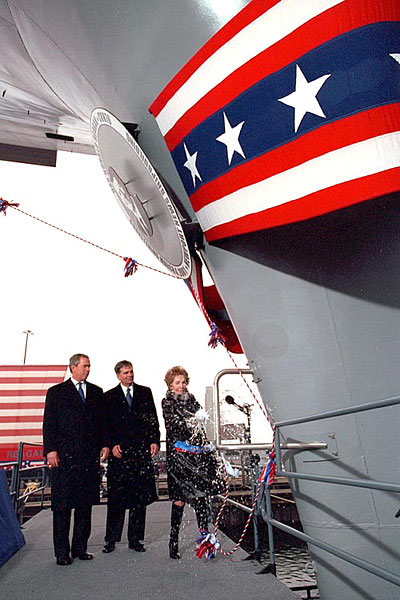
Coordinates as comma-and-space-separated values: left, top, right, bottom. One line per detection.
205, 167, 400, 241
149, 0, 279, 116
190, 104, 400, 212
0, 377, 63, 384
0, 389, 48, 397
0, 429, 42, 437
0, 403, 45, 409
163, 0, 400, 150
0, 416, 43, 423
0, 365, 67, 371
0, 443, 42, 448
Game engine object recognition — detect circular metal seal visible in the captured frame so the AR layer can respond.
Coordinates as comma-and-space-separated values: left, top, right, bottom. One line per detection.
91, 108, 191, 278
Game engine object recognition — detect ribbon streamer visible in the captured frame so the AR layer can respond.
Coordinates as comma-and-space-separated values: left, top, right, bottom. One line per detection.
258, 449, 276, 486
123, 256, 138, 277
0, 198, 19, 215
208, 322, 226, 348
195, 529, 220, 559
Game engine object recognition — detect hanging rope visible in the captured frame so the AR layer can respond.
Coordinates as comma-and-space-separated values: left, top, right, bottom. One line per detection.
3, 202, 180, 279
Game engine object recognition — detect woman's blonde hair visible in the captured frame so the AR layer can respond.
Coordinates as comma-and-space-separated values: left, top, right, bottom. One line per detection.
164, 365, 189, 388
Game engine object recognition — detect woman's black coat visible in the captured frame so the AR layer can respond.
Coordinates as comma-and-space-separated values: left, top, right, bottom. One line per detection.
162, 391, 224, 503
105, 383, 160, 509
43, 379, 106, 510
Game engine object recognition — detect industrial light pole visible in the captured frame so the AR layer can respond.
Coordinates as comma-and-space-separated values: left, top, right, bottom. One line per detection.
22, 330, 34, 365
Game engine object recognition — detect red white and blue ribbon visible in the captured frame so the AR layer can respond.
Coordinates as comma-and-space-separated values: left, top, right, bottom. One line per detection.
150, 0, 400, 243
0, 198, 19, 215
195, 529, 220, 560
258, 449, 276, 487
208, 322, 226, 349
123, 256, 138, 277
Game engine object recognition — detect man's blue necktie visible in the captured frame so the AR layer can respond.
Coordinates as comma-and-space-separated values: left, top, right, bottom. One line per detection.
78, 382, 85, 403
126, 387, 132, 407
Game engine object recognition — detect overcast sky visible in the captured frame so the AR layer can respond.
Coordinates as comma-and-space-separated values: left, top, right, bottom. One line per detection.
0, 152, 271, 442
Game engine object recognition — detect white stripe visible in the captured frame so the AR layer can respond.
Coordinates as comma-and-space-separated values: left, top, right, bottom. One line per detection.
0, 398, 46, 404
0, 422, 43, 430
196, 132, 400, 231
0, 383, 57, 390
0, 370, 66, 378
157, 0, 344, 135
0, 409, 44, 416
0, 436, 42, 444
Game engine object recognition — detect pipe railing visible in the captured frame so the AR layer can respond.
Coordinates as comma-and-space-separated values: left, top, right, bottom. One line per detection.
213, 369, 400, 592
262, 394, 400, 589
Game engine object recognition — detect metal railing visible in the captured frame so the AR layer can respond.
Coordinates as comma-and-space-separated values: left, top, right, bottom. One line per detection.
0, 442, 48, 520
212, 369, 400, 594
260, 394, 400, 588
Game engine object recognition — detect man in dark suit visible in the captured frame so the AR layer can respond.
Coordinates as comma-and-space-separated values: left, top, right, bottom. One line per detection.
102, 360, 160, 554
43, 353, 109, 566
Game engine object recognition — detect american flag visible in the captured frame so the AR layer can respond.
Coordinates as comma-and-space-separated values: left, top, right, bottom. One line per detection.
149, 0, 400, 243
0, 365, 67, 462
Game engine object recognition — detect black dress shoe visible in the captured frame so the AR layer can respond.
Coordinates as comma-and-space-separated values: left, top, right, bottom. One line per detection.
102, 542, 115, 554
56, 556, 73, 566
128, 541, 146, 552
72, 552, 94, 560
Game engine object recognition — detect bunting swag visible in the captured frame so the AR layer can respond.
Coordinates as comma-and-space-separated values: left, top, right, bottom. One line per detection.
185, 254, 243, 354
149, 0, 400, 243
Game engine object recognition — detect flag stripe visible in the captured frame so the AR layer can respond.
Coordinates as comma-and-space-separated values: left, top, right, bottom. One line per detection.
0, 402, 45, 410
0, 428, 43, 436
207, 168, 400, 241
152, 0, 344, 134
161, 0, 400, 151
190, 104, 400, 212
0, 381, 64, 389
0, 416, 43, 423
0, 409, 44, 416
0, 389, 51, 397
197, 131, 400, 235
0, 422, 44, 430
0, 365, 67, 372
0, 377, 64, 384
0, 436, 43, 444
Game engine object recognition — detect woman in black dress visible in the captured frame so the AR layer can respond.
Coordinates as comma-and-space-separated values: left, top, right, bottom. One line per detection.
162, 366, 223, 559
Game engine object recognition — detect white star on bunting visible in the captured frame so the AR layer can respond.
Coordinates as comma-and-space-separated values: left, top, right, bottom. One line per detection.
216, 112, 245, 165
390, 53, 400, 65
183, 142, 202, 187
278, 64, 331, 133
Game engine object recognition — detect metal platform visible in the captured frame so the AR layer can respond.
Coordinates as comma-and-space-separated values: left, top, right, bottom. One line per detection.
0, 501, 298, 600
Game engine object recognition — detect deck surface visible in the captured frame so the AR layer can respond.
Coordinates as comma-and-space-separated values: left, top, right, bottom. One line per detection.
0, 501, 297, 600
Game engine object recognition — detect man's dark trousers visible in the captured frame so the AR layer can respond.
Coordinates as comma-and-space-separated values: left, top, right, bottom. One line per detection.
104, 505, 146, 543
53, 506, 92, 558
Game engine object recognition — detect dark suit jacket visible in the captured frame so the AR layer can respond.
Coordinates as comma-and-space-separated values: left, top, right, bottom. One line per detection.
105, 383, 160, 508
43, 378, 105, 510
